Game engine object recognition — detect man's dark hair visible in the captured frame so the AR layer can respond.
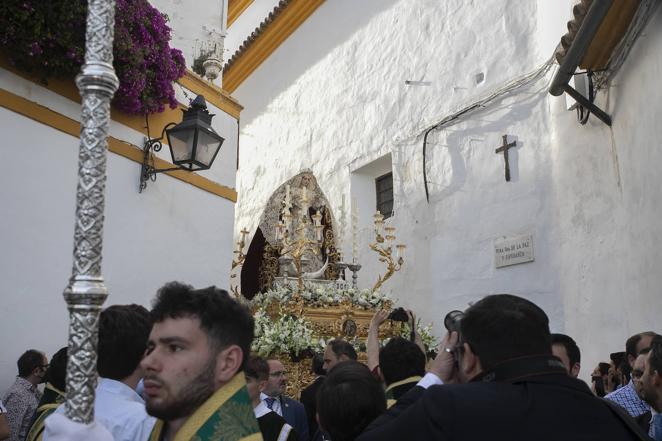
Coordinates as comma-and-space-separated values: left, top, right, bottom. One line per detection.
98, 304, 151, 380
626, 332, 658, 359
551, 333, 581, 365
150, 282, 254, 370
598, 362, 610, 376
610, 351, 625, 366
44, 347, 68, 391
317, 361, 385, 441
648, 335, 662, 376
328, 339, 358, 361
618, 359, 632, 383
379, 337, 425, 386
17, 349, 44, 378
460, 294, 551, 371
312, 352, 326, 376
245, 354, 269, 382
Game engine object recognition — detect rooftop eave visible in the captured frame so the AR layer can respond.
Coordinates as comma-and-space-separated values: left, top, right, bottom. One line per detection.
222, 0, 325, 93
228, 0, 255, 28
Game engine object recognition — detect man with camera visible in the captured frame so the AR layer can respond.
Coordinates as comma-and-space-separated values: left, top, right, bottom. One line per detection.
357, 294, 648, 441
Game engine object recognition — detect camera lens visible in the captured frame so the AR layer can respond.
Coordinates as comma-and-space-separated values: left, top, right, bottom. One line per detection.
444, 310, 464, 332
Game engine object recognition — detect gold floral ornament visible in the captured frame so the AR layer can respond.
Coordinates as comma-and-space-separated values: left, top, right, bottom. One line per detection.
370, 211, 406, 292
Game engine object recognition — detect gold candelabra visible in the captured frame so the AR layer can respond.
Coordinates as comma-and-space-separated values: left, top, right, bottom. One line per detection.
276, 185, 324, 295
370, 211, 406, 292
230, 227, 249, 297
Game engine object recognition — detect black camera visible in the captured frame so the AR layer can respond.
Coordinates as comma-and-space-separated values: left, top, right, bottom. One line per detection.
444, 310, 464, 333
388, 307, 409, 322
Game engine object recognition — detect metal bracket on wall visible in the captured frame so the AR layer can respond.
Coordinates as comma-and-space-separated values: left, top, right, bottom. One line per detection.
564, 82, 611, 127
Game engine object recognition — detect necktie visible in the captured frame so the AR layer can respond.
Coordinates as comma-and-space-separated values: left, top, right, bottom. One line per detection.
265, 397, 276, 410
652, 413, 662, 441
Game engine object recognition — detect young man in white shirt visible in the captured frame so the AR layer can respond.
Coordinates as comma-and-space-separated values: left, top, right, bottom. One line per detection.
47, 304, 156, 441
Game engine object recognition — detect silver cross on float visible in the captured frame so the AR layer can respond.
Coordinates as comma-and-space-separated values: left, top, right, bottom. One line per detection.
495, 135, 517, 182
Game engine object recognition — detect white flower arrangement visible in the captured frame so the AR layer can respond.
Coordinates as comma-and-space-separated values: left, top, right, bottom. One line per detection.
251, 282, 393, 310
400, 321, 438, 352
252, 310, 314, 357
250, 283, 438, 358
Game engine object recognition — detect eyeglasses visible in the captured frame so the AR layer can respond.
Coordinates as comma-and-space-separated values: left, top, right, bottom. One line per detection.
40, 364, 50, 369
269, 371, 286, 378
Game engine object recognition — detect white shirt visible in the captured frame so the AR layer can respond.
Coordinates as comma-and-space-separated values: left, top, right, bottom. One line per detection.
44, 413, 114, 441
254, 401, 272, 419
48, 378, 155, 441
260, 392, 283, 416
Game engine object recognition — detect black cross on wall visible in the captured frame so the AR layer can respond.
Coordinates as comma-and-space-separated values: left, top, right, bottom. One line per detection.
495, 135, 517, 182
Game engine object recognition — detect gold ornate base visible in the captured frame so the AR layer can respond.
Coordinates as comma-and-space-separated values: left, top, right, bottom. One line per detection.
267, 298, 401, 398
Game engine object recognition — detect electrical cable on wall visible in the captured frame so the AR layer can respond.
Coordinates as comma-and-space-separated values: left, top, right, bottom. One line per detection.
420, 55, 556, 203
419, 0, 660, 203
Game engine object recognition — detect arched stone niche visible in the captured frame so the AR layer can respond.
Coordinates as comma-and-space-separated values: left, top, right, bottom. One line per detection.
241, 171, 340, 299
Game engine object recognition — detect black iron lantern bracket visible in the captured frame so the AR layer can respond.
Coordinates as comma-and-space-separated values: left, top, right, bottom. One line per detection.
139, 121, 181, 193
548, 0, 612, 127
138, 95, 225, 193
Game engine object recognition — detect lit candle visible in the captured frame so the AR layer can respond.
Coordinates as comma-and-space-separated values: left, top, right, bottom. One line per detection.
284, 186, 292, 213
396, 244, 406, 261
352, 197, 358, 263
283, 212, 292, 232
338, 195, 346, 258
374, 211, 384, 236
384, 226, 395, 247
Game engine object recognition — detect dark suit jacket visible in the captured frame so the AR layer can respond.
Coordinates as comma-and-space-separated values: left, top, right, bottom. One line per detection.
258, 411, 298, 441
358, 373, 647, 441
280, 396, 310, 441
634, 410, 651, 435
300, 376, 324, 441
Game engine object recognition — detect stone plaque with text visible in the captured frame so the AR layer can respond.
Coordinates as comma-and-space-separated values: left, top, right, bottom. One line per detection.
494, 233, 534, 268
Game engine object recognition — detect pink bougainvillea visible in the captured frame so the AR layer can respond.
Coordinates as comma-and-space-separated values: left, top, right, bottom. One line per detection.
0, 0, 186, 115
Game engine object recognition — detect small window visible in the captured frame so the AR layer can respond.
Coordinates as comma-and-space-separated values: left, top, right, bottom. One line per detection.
375, 172, 393, 219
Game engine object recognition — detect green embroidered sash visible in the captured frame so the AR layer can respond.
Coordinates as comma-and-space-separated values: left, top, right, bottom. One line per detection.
384, 375, 421, 409
149, 374, 262, 441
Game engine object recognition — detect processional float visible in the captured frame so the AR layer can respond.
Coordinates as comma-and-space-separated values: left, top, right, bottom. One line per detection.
232, 182, 418, 398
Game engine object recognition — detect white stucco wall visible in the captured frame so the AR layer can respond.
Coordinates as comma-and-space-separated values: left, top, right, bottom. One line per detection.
0, 69, 238, 391
233, 0, 662, 383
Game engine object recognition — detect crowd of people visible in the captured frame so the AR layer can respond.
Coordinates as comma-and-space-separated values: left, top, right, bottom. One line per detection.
1, 282, 661, 441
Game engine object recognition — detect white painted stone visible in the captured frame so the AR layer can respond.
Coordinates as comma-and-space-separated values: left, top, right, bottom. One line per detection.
0, 67, 238, 390
232, 0, 662, 384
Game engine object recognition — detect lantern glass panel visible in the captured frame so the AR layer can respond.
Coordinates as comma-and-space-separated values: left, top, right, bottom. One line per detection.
194, 129, 224, 167
168, 128, 196, 163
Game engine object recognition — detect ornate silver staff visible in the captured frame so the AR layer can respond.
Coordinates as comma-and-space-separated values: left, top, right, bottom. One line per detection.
62, 0, 119, 423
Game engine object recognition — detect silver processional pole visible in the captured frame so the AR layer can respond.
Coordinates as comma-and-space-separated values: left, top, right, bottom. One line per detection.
62, 0, 119, 423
